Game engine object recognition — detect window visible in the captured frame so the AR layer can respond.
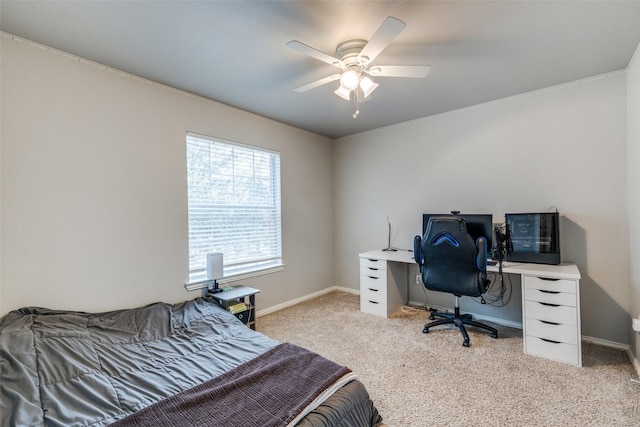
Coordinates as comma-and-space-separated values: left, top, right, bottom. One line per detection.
186, 133, 282, 284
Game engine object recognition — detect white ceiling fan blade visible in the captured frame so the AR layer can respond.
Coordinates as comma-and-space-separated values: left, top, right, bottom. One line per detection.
366, 65, 431, 78
286, 40, 345, 69
294, 74, 341, 92
358, 16, 406, 64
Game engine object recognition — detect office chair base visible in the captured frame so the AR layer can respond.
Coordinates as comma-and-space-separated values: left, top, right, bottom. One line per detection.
423, 308, 498, 347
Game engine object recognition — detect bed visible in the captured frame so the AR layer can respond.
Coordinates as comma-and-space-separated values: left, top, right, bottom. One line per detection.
0, 296, 382, 426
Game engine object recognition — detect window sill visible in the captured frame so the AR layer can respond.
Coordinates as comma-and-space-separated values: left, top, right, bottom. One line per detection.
184, 264, 285, 291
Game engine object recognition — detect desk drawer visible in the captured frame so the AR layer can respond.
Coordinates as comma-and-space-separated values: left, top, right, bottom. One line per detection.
360, 258, 387, 271
525, 318, 579, 345
525, 301, 578, 326
360, 266, 385, 280
524, 276, 577, 294
360, 274, 386, 293
360, 284, 386, 302
360, 294, 387, 317
525, 336, 580, 366
524, 287, 577, 307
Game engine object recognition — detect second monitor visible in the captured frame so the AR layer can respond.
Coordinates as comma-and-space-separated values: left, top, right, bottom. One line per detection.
422, 213, 493, 253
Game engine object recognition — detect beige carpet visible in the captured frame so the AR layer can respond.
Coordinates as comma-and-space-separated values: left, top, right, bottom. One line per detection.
257, 291, 640, 426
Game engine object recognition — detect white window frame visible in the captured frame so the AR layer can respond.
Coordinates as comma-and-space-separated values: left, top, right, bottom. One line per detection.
185, 132, 283, 289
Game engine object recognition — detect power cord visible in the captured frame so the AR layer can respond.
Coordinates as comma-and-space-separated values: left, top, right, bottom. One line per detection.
471, 222, 512, 307
478, 269, 513, 307
400, 305, 424, 314
473, 257, 513, 307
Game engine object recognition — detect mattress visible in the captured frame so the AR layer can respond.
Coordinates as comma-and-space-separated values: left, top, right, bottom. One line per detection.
0, 296, 382, 426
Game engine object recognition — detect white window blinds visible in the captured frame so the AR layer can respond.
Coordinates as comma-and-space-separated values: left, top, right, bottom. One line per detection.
186, 133, 282, 283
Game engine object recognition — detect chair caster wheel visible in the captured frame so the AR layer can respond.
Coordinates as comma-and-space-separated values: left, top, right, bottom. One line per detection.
491, 333, 498, 339
429, 314, 435, 320
462, 341, 470, 347
422, 327, 429, 334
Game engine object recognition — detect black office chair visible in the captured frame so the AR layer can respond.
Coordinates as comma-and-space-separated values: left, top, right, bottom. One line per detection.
414, 216, 498, 347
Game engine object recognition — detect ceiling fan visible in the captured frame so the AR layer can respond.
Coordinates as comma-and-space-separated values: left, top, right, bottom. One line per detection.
286, 16, 430, 117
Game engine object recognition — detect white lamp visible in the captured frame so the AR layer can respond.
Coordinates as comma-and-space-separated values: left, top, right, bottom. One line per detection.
206, 252, 224, 290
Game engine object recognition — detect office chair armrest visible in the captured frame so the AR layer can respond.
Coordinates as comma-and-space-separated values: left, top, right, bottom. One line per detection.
414, 235, 424, 268
476, 237, 487, 270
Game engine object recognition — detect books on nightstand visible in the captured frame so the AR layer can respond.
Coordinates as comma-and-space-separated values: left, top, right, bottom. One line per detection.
227, 302, 249, 314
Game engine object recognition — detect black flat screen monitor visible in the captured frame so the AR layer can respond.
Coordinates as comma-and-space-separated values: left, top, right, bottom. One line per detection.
422, 213, 493, 252
505, 212, 560, 265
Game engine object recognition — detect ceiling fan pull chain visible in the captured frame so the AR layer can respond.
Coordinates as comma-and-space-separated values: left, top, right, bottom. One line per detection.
353, 90, 360, 119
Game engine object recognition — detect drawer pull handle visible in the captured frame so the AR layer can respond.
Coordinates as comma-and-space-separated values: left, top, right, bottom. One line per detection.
539, 320, 560, 326
367, 267, 379, 271
540, 338, 561, 344
538, 277, 560, 281
367, 276, 379, 280
367, 259, 379, 262
367, 288, 379, 292
539, 290, 560, 294
539, 302, 560, 307
368, 300, 379, 304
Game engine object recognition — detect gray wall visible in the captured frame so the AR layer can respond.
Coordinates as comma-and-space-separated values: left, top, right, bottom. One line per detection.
334, 72, 629, 345
0, 35, 334, 315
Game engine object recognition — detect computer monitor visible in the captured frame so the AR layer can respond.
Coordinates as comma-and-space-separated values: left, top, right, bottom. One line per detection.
422, 213, 493, 253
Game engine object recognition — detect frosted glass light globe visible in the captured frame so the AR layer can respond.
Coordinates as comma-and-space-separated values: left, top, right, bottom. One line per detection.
340, 70, 360, 91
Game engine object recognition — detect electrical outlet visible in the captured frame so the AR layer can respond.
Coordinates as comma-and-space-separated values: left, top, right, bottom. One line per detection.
415, 274, 422, 285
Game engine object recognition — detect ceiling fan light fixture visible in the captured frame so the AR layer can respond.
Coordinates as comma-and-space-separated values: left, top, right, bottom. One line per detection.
334, 85, 351, 101
359, 76, 379, 98
340, 69, 360, 91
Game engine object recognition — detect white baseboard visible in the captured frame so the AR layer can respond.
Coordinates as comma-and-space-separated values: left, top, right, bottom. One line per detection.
580, 336, 640, 376
581, 335, 629, 351
255, 286, 357, 318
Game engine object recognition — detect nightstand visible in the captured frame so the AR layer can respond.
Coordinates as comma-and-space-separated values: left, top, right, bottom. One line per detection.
208, 286, 260, 330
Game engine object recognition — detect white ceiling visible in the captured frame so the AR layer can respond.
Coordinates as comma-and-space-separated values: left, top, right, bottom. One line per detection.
2, 1, 640, 138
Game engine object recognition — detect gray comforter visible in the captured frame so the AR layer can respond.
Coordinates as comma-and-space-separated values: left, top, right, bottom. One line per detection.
0, 297, 382, 427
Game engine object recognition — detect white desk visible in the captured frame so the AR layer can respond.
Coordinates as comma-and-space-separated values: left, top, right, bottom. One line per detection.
359, 249, 582, 366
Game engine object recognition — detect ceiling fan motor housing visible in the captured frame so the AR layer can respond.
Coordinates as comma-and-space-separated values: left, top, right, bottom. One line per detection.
336, 39, 369, 68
